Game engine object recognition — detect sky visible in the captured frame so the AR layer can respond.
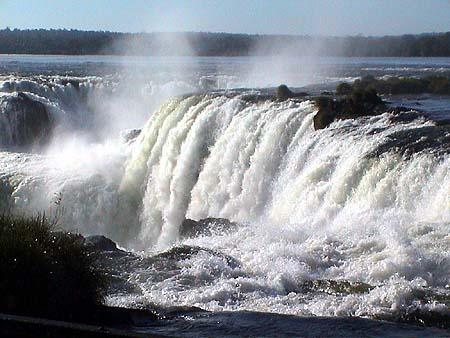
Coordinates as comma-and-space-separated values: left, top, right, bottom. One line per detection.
1, 0, 449, 36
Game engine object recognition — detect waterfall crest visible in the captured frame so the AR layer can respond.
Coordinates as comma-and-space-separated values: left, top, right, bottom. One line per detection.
119, 93, 450, 249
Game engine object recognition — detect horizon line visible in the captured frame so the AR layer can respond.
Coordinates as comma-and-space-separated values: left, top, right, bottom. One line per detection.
2, 27, 450, 39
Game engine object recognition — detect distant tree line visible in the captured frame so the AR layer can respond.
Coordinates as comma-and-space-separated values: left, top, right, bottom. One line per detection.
0, 28, 449, 57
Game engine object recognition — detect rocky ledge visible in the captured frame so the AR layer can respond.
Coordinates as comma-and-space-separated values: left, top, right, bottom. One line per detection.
0, 92, 53, 150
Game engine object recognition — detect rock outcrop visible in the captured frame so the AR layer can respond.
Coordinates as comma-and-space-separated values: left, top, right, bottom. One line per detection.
313, 86, 385, 130
0, 92, 53, 149
84, 235, 121, 252
276, 85, 308, 101
180, 217, 238, 238
120, 129, 141, 144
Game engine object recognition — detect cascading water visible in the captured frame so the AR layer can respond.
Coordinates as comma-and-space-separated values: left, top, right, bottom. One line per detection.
0, 77, 449, 325
119, 93, 450, 249
103, 92, 449, 321
0, 74, 199, 150
0, 75, 108, 147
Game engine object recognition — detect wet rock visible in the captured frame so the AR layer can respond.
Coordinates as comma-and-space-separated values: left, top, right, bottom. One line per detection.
311, 77, 450, 130
369, 124, 450, 158
313, 97, 336, 130
313, 87, 385, 130
155, 304, 206, 319
60, 79, 80, 89
0, 92, 53, 149
84, 235, 121, 252
277, 84, 294, 100
387, 109, 420, 123
336, 82, 352, 95
277, 85, 308, 101
120, 128, 141, 143
154, 245, 241, 269
399, 307, 450, 330
298, 279, 373, 295
180, 217, 238, 238
89, 305, 158, 327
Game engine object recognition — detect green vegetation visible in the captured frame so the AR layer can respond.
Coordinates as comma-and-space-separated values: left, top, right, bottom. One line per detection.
0, 28, 449, 56
314, 85, 384, 129
335, 82, 353, 96
315, 75, 450, 129
0, 214, 105, 320
350, 75, 450, 95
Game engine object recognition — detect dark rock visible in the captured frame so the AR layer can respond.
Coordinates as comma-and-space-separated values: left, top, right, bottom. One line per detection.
180, 217, 238, 238
0, 312, 152, 338
84, 235, 120, 252
276, 84, 309, 101
240, 94, 274, 104
89, 305, 158, 327
313, 86, 385, 130
387, 109, 420, 123
298, 279, 373, 295
313, 76, 450, 130
0, 92, 53, 149
400, 306, 450, 329
369, 125, 450, 158
156, 304, 206, 319
153, 245, 241, 269
313, 97, 336, 130
277, 84, 294, 100
435, 119, 450, 126
60, 79, 80, 89
120, 129, 141, 143
336, 82, 352, 95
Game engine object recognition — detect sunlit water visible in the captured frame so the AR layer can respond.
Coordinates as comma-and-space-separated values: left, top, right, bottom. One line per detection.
1, 55, 450, 337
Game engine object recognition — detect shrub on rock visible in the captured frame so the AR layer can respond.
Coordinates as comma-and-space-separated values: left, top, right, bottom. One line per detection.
0, 214, 105, 320
314, 86, 384, 130
349, 75, 450, 95
336, 82, 352, 95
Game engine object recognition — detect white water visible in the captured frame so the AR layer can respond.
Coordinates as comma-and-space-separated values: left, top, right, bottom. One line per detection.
0, 73, 449, 320
0, 75, 200, 146
119, 94, 449, 247
104, 93, 450, 319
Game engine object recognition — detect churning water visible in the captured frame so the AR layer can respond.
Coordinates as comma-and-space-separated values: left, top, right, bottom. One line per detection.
1, 55, 450, 337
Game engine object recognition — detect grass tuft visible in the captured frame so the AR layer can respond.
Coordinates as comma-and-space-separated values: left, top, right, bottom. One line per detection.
0, 213, 106, 320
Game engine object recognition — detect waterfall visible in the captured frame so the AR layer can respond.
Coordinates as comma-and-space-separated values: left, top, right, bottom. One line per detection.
118, 93, 450, 249
1, 91, 449, 318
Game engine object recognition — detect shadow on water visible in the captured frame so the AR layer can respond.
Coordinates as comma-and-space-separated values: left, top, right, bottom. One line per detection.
134, 310, 450, 338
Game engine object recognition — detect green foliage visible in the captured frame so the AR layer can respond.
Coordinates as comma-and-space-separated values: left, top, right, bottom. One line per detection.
352, 75, 450, 95
314, 96, 333, 111
314, 74, 450, 130
336, 82, 352, 95
314, 83, 384, 129
334, 84, 383, 116
0, 29, 449, 56
427, 76, 450, 94
0, 214, 105, 320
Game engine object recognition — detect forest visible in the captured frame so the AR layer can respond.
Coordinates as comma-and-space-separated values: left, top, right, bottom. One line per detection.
0, 28, 449, 56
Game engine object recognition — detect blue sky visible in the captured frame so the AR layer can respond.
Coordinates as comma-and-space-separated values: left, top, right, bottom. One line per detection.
1, 0, 449, 36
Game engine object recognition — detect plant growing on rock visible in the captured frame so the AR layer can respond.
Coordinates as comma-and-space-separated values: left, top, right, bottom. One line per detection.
0, 214, 106, 320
